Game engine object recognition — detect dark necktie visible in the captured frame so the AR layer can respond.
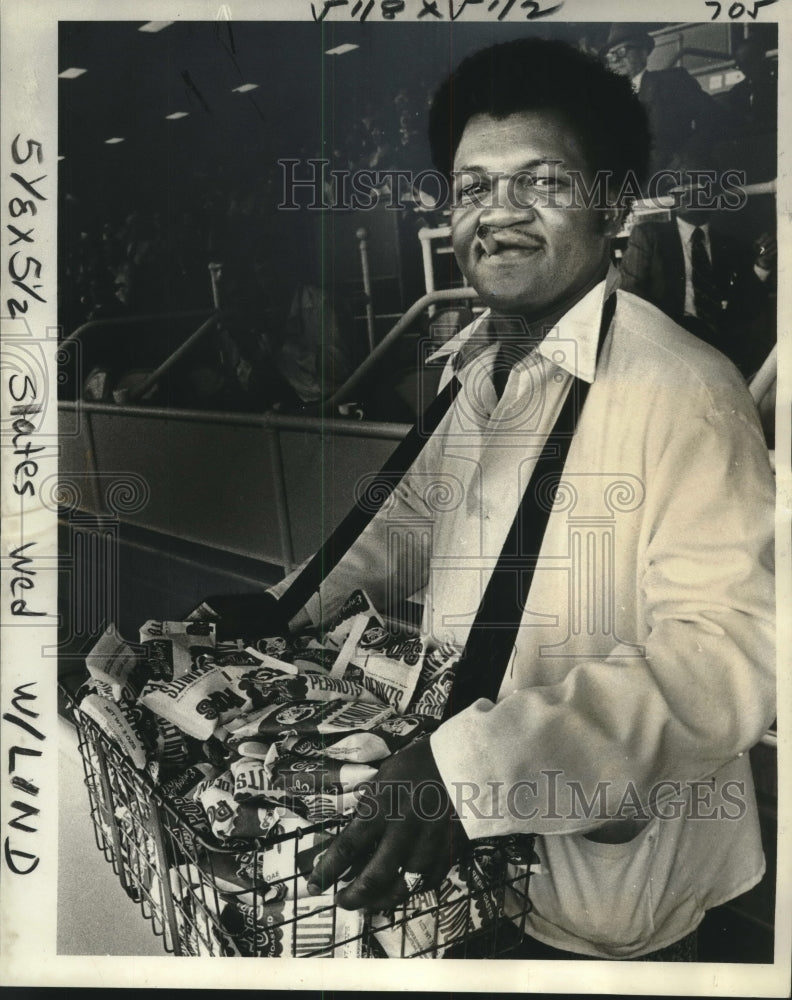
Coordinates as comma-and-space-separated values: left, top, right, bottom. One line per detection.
691, 227, 719, 335
491, 342, 517, 401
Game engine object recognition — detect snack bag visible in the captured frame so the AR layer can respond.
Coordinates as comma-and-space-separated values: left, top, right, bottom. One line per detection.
221, 698, 393, 745
280, 713, 438, 763
139, 661, 300, 741
139, 619, 216, 681
219, 893, 365, 957
196, 769, 308, 841
411, 670, 456, 720
371, 854, 503, 958
259, 747, 378, 796
250, 634, 294, 662
276, 672, 383, 706
346, 630, 426, 714
159, 762, 220, 851
77, 691, 148, 770
322, 589, 383, 652
195, 831, 334, 902
85, 625, 148, 704
415, 641, 464, 694
291, 639, 338, 674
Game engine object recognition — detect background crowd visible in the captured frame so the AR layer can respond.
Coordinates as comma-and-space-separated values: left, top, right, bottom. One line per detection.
59, 24, 777, 421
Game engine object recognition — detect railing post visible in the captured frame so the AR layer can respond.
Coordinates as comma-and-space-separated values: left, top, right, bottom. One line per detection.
356, 227, 376, 353
267, 424, 296, 572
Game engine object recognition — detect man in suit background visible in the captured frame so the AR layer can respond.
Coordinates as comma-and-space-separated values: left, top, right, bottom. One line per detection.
722, 34, 778, 195
726, 34, 778, 137
619, 167, 776, 378
603, 24, 730, 182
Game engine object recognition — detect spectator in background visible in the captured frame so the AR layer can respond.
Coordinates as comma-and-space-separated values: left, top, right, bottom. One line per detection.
274, 282, 358, 409
216, 208, 363, 413
602, 24, 730, 182
722, 35, 778, 191
726, 35, 778, 136
619, 162, 776, 378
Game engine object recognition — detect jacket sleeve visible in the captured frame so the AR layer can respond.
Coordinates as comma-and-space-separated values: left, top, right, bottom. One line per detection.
717, 238, 775, 377
675, 67, 735, 136
431, 376, 776, 838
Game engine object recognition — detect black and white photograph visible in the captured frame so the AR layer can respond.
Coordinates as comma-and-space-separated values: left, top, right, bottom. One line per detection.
0, 0, 789, 993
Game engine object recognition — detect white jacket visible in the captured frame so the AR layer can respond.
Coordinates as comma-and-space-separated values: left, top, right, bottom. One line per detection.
270, 276, 776, 958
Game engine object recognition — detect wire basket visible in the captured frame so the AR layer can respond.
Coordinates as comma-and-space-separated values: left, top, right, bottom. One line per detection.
69, 695, 536, 958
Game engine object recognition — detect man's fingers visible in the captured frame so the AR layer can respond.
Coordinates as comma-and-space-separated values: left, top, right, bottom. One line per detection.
333, 827, 413, 911
336, 870, 410, 913
356, 876, 412, 914
338, 848, 453, 912
422, 855, 456, 893
395, 852, 449, 896
306, 815, 380, 896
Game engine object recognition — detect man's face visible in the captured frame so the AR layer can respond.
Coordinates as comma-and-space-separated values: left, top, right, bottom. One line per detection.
451, 110, 612, 322
665, 170, 714, 227
735, 42, 766, 80
605, 42, 648, 79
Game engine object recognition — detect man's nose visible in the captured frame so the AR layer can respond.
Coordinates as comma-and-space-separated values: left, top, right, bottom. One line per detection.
477, 180, 537, 228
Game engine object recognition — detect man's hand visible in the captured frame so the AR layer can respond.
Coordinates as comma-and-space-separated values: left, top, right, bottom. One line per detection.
307, 737, 468, 911
200, 591, 288, 642
753, 232, 777, 278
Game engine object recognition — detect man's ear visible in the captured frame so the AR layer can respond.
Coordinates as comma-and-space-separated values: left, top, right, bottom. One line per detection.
601, 207, 627, 237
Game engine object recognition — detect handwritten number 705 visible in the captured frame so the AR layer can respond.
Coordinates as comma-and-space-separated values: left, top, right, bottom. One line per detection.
705, 0, 778, 20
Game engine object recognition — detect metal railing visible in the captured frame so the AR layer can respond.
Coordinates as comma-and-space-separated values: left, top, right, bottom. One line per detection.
57, 397, 411, 573
60, 308, 213, 348
324, 286, 479, 411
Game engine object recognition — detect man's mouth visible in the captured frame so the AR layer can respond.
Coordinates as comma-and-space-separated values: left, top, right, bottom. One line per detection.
477, 226, 544, 258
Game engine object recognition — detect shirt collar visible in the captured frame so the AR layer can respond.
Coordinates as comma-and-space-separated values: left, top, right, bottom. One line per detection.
632, 68, 647, 92
428, 266, 618, 385
676, 216, 710, 241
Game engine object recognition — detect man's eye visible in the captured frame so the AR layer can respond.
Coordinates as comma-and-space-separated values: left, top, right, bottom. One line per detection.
526, 174, 565, 190
455, 182, 488, 204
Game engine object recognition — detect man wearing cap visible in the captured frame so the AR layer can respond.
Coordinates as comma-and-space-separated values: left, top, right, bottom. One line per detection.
603, 24, 727, 180
256, 37, 775, 961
